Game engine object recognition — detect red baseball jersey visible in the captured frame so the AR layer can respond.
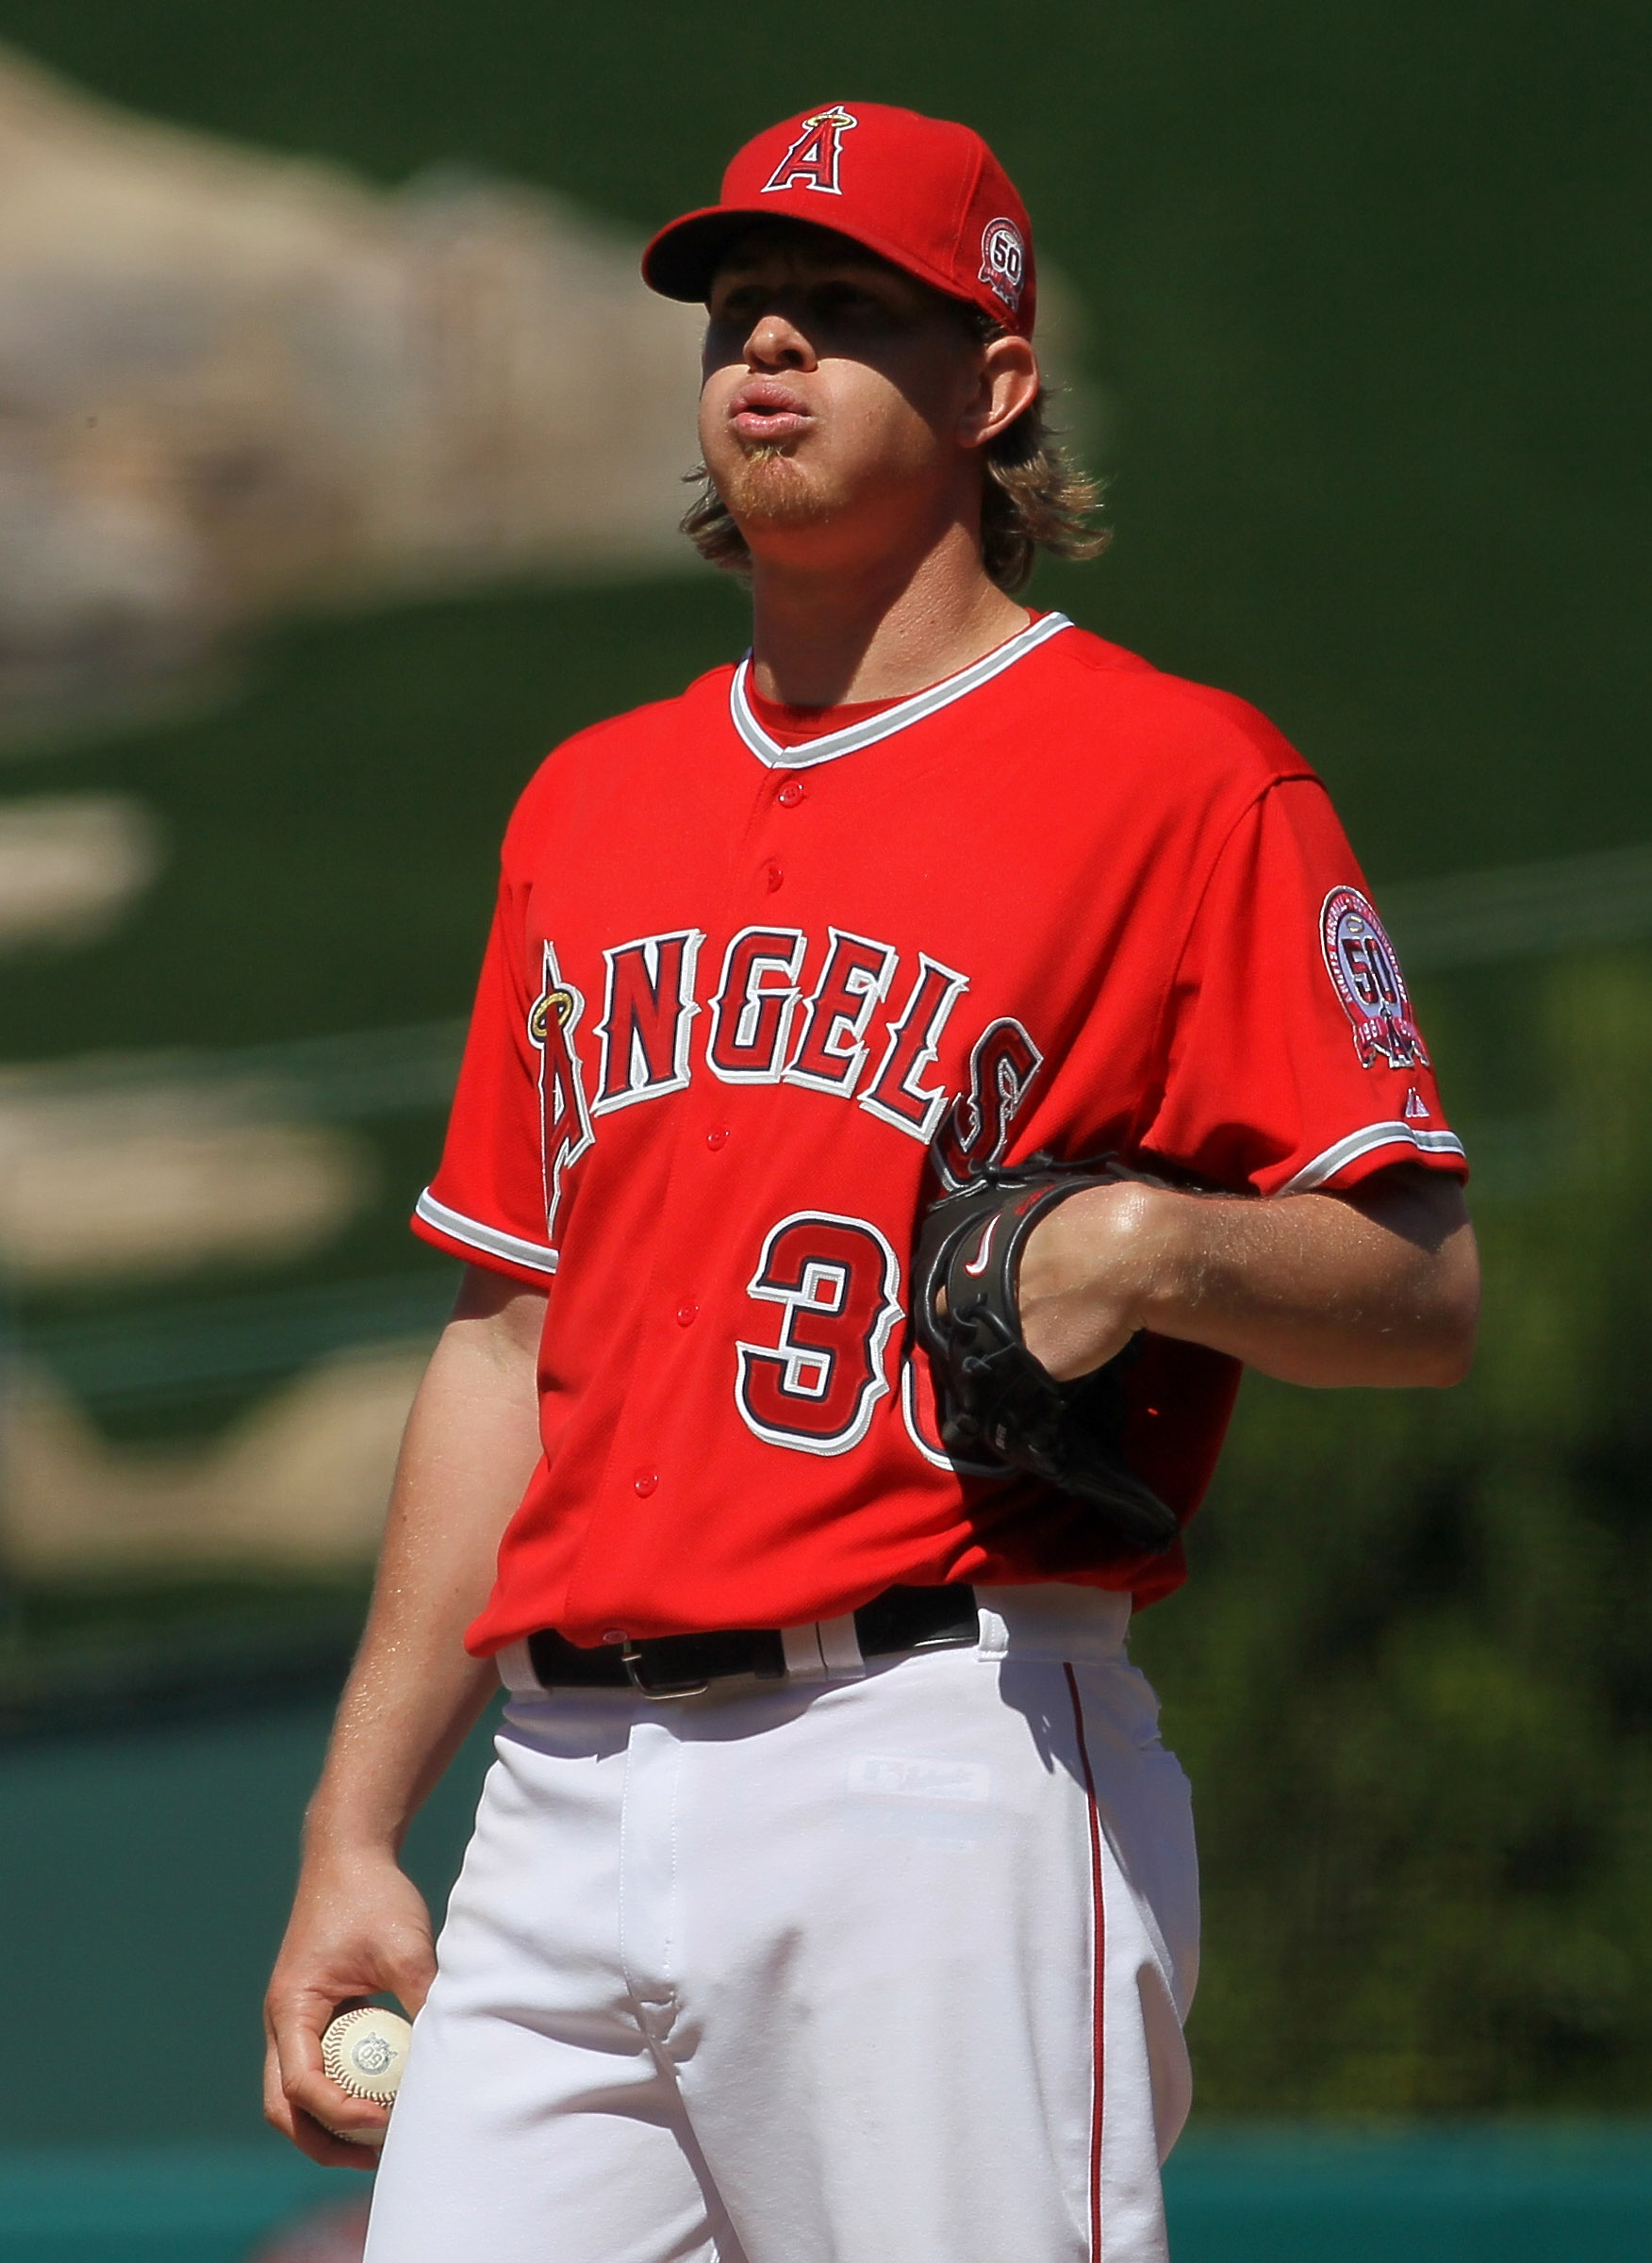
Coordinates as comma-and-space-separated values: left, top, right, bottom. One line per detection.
413, 613, 1464, 1652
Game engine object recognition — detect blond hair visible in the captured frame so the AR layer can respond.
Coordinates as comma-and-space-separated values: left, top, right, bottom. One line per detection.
681, 314, 1107, 594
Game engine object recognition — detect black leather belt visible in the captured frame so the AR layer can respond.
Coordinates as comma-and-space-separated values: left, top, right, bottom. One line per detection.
527, 1583, 979, 1700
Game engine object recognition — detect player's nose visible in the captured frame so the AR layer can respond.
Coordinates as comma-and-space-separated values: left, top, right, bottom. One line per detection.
743, 309, 818, 373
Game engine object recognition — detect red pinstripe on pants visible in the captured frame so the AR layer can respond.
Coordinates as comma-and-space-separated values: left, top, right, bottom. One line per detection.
1065, 1661, 1107, 2258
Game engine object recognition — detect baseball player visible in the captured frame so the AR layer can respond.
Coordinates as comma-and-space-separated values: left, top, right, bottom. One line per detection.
265, 103, 1478, 2263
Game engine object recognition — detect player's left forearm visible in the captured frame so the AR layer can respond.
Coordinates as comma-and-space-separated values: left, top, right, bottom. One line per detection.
1019, 1164, 1479, 1390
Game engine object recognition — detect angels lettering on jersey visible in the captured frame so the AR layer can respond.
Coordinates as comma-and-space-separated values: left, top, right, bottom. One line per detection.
527, 923, 1041, 1242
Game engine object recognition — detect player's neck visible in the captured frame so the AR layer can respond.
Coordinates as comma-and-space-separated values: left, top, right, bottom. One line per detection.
746, 519, 1031, 709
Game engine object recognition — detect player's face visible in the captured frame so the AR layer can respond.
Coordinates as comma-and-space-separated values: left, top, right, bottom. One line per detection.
699, 226, 1029, 568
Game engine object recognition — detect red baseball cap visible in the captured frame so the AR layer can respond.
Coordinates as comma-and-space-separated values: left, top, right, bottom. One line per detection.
642, 101, 1037, 338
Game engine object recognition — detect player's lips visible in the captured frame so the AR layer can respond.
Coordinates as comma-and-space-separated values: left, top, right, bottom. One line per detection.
729, 380, 813, 443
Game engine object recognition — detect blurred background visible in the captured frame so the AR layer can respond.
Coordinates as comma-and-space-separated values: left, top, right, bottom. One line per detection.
0, 2, 1648, 2255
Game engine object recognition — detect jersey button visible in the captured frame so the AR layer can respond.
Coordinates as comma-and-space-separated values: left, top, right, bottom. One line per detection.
676, 1300, 699, 1327
705, 1127, 730, 1150
763, 858, 784, 891
634, 1471, 659, 1497
776, 779, 804, 807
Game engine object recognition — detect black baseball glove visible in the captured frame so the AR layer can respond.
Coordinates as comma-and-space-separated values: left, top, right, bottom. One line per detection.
913, 1158, 1181, 1556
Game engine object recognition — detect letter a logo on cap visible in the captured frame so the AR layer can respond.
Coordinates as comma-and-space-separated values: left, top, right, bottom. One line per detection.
761, 106, 858, 196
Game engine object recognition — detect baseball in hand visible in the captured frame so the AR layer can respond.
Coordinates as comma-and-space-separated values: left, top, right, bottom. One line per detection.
319, 2007, 413, 2147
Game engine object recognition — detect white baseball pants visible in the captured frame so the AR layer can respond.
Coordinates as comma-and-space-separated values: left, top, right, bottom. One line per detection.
363, 1585, 1198, 2263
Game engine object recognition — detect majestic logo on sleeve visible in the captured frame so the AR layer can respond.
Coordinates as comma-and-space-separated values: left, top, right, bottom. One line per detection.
978, 219, 1027, 313
761, 107, 858, 195
1320, 887, 1429, 1070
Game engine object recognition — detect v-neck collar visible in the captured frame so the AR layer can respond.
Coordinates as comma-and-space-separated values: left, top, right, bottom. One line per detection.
728, 611, 1072, 771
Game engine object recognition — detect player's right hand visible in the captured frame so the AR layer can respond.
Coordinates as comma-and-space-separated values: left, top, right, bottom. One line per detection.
263, 1849, 437, 2168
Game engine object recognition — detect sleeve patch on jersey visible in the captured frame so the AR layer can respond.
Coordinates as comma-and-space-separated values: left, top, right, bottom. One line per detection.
1320, 886, 1429, 1070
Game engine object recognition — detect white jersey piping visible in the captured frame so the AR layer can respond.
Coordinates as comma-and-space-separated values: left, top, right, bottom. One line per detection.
729, 611, 1073, 770
1282, 1121, 1467, 1194
415, 1189, 560, 1275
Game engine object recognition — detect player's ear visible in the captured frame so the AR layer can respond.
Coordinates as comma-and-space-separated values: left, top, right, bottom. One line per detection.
959, 333, 1039, 453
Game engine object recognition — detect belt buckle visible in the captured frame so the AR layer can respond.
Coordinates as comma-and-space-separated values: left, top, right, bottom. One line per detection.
621, 1640, 711, 1700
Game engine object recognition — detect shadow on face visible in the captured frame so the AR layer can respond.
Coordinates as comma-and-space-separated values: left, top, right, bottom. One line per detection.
703, 218, 983, 374
697, 220, 1010, 553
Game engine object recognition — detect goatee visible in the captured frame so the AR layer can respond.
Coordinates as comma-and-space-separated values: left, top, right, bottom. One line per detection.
719, 446, 836, 531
